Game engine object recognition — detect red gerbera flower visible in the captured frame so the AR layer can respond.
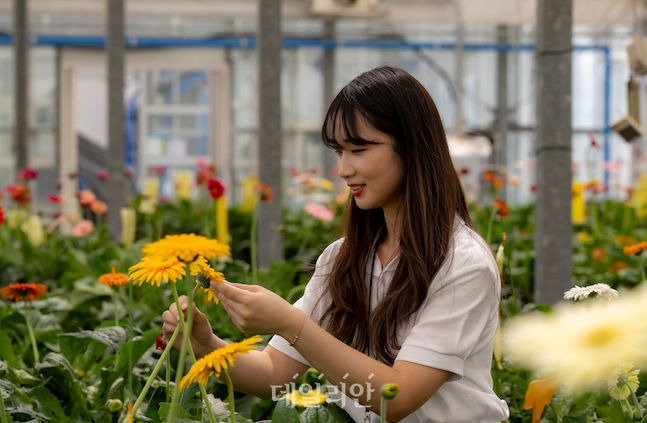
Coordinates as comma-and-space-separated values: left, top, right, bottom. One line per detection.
1, 283, 48, 302
47, 194, 62, 204
6, 184, 30, 206
96, 171, 110, 181
17, 167, 38, 181
207, 178, 225, 200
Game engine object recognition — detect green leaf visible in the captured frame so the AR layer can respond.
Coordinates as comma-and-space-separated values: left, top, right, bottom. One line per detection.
59, 326, 126, 362
300, 405, 331, 423
0, 330, 19, 368
36, 353, 90, 420
32, 386, 70, 422
326, 404, 354, 423
157, 401, 192, 422
271, 399, 300, 423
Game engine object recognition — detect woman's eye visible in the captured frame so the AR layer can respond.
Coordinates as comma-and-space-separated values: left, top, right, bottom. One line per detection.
351, 149, 365, 154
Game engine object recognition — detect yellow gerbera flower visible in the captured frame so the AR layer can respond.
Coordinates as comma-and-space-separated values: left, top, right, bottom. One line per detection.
98, 266, 129, 287
128, 256, 186, 286
179, 336, 262, 390
283, 389, 327, 408
189, 256, 225, 282
200, 287, 219, 304
142, 233, 230, 262
503, 284, 647, 392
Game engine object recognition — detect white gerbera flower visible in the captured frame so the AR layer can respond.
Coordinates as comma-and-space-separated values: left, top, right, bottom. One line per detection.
503, 284, 647, 393
563, 283, 618, 301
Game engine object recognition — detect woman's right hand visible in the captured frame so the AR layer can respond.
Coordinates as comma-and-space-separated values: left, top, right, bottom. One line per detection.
161, 295, 219, 358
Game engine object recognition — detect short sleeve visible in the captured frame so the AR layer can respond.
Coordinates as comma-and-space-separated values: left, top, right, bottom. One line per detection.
267, 239, 343, 365
395, 258, 499, 380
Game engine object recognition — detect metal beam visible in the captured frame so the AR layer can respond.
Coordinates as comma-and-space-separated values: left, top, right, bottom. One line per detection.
534, 0, 573, 304
495, 25, 509, 193
13, 0, 28, 172
322, 19, 337, 181
257, 0, 283, 267
106, 0, 129, 239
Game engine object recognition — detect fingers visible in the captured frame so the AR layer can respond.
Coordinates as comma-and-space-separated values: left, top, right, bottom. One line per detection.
211, 281, 249, 304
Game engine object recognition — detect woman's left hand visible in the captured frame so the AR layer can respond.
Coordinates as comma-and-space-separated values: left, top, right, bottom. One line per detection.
211, 280, 296, 336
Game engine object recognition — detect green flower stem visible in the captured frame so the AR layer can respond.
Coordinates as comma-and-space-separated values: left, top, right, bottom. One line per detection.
165, 351, 171, 403
132, 323, 181, 415
640, 252, 646, 283
250, 205, 259, 283
24, 311, 39, 364
113, 289, 119, 327
222, 369, 236, 423
171, 284, 217, 423
127, 283, 134, 402
627, 381, 643, 420
0, 393, 9, 423
485, 205, 496, 245
167, 287, 195, 423
380, 397, 386, 423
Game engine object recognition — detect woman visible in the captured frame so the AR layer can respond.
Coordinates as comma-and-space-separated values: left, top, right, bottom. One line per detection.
163, 66, 509, 422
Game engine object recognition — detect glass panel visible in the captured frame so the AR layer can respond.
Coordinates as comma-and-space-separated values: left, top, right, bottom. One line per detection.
32, 131, 56, 166
179, 70, 209, 105
146, 113, 209, 157
146, 69, 175, 105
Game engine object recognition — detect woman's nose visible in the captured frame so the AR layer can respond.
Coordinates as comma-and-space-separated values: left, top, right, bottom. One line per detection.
336, 153, 354, 178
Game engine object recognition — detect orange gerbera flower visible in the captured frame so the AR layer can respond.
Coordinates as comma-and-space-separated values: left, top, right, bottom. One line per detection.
623, 241, 647, 256
98, 266, 129, 287
493, 198, 509, 217
254, 183, 273, 202
1, 283, 48, 302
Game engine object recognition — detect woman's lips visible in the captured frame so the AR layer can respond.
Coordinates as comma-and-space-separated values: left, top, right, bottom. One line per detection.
350, 185, 364, 197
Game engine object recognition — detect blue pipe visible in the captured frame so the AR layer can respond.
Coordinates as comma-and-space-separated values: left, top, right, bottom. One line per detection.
0, 34, 612, 181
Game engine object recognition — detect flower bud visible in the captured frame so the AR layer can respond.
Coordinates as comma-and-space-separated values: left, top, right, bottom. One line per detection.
380, 383, 399, 400
106, 399, 123, 412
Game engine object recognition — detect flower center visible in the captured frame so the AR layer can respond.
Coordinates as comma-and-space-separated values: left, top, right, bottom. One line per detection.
582, 326, 618, 347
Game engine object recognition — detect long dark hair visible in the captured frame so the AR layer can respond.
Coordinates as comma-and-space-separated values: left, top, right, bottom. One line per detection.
319, 66, 473, 364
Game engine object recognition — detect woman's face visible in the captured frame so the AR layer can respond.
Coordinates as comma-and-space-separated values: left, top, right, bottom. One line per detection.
334, 114, 405, 212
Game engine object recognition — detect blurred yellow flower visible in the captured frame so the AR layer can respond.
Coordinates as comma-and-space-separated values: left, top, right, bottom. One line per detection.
174, 171, 193, 201
129, 256, 186, 286
179, 336, 261, 390
120, 207, 136, 247
608, 363, 640, 401
577, 232, 593, 245
503, 285, 647, 392
283, 389, 327, 408
142, 234, 230, 262
143, 177, 160, 203
22, 215, 45, 246
318, 178, 335, 191
98, 266, 129, 287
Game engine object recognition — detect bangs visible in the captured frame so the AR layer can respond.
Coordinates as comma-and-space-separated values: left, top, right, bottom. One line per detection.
322, 95, 379, 150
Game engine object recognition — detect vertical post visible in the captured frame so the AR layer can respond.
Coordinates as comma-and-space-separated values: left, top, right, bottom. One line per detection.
106, 0, 128, 238
534, 0, 573, 304
257, 0, 283, 267
495, 25, 509, 199
322, 19, 337, 180
13, 0, 29, 172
